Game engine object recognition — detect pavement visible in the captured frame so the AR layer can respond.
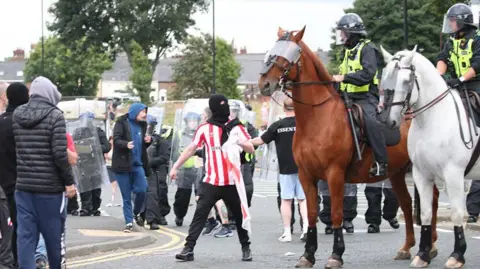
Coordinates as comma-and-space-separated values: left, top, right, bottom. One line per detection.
66, 178, 480, 269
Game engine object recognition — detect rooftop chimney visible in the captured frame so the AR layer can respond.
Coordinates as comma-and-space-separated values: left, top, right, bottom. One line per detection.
10, 48, 25, 61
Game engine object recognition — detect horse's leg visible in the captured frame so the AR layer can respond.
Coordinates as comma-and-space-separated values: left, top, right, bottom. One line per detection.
443, 170, 467, 269
430, 185, 440, 260
324, 168, 345, 269
295, 170, 318, 268
389, 171, 415, 260
411, 165, 435, 268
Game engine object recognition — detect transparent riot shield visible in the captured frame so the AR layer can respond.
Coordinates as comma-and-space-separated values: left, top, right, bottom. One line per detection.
170, 99, 209, 189
67, 117, 109, 193
259, 91, 289, 181
229, 99, 247, 122
147, 107, 165, 136
245, 111, 256, 126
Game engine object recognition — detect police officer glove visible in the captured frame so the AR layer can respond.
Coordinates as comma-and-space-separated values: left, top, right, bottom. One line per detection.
447, 78, 462, 89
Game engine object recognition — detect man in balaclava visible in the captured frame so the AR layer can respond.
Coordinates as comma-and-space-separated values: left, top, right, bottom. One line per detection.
0, 82, 29, 268
170, 94, 255, 262
111, 103, 151, 232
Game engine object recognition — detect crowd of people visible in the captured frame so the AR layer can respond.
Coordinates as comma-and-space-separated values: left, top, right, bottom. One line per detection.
3, 4, 480, 265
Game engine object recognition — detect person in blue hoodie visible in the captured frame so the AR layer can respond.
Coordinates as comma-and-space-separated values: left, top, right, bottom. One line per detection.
112, 103, 151, 232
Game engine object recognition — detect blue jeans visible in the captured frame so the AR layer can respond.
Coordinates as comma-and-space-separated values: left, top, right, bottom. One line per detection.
115, 166, 147, 224
35, 234, 47, 261
16, 191, 66, 269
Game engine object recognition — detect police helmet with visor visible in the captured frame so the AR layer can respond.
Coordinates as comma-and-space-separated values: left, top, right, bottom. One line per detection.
442, 3, 478, 34
335, 13, 367, 45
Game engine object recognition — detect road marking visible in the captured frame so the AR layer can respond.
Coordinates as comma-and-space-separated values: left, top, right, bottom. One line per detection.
67, 227, 186, 267
253, 194, 267, 198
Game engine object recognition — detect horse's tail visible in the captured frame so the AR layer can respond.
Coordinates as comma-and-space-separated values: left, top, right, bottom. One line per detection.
414, 185, 422, 225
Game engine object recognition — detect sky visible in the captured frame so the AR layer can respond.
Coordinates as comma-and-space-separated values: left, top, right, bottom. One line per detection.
0, 0, 354, 60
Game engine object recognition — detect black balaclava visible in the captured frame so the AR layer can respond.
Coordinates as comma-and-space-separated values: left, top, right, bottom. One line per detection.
207, 94, 242, 144
6, 82, 29, 112
208, 94, 230, 124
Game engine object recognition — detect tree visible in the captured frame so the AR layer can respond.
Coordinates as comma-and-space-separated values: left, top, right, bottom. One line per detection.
426, 0, 469, 17
128, 41, 153, 104
49, 0, 209, 98
24, 37, 112, 96
170, 34, 242, 100
327, 0, 464, 69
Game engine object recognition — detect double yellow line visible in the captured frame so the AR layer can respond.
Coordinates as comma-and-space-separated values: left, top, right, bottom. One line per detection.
67, 226, 187, 268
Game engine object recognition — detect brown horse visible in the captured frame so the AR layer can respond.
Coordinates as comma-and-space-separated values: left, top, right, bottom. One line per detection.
258, 27, 439, 269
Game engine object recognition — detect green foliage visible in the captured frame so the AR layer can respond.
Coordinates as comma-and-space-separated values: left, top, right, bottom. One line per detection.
49, 0, 209, 97
171, 34, 242, 100
327, 0, 471, 71
24, 37, 112, 96
426, 0, 470, 17
128, 41, 153, 105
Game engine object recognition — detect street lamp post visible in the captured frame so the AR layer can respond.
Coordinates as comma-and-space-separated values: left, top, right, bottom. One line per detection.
403, 0, 408, 49
41, 0, 45, 75
212, 0, 216, 94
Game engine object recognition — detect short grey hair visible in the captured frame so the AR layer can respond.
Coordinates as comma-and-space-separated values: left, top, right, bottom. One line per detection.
0, 82, 9, 95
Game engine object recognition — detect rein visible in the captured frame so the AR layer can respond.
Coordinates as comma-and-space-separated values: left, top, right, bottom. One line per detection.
278, 58, 336, 107
385, 61, 474, 149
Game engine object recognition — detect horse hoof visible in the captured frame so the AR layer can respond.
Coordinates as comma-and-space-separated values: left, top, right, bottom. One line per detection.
444, 257, 464, 269
325, 257, 343, 269
295, 256, 313, 268
410, 256, 429, 268
394, 250, 411, 260
429, 247, 438, 260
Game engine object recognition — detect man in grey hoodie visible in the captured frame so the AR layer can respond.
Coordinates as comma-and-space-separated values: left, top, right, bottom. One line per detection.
12, 76, 76, 269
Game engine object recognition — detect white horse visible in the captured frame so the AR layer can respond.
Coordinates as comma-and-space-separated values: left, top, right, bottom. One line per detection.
380, 46, 480, 269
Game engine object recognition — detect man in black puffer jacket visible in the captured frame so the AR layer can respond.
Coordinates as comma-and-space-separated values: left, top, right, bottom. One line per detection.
12, 76, 76, 269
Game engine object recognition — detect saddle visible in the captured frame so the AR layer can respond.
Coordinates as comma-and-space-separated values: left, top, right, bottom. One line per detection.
350, 104, 401, 147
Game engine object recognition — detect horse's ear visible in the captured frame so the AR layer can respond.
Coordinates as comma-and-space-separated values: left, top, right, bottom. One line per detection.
277, 27, 285, 38
293, 26, 306, 43
404, 45, 417, 65
411, 45, 418, 54
380, 45, 393, 62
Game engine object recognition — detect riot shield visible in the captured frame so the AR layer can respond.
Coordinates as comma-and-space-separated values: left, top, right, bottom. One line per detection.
229, 99, 247, 122
67, 117, 109, 193
170, 99, 209, 189
259, 91, 289, 181
245, 111, 256, 125
147, 107, 165, 136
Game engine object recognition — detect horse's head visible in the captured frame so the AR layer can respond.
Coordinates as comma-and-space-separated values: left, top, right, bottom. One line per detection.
258, 27, 306, 96
381, 45, 418, 129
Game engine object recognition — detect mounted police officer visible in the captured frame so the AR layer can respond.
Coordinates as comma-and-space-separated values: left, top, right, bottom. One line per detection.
332, 13, 388, 177
436, 4, 480, 223
437, 3, 480, 91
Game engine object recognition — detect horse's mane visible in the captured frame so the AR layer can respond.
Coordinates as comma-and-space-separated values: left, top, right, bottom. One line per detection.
297, 40, 337, 95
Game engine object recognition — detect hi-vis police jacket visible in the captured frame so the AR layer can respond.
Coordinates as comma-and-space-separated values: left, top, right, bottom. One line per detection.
437, 28, 480, 80
339, 39, 381, 97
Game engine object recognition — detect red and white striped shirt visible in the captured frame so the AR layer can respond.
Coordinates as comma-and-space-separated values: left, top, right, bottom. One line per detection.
192, 123, 251, 186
